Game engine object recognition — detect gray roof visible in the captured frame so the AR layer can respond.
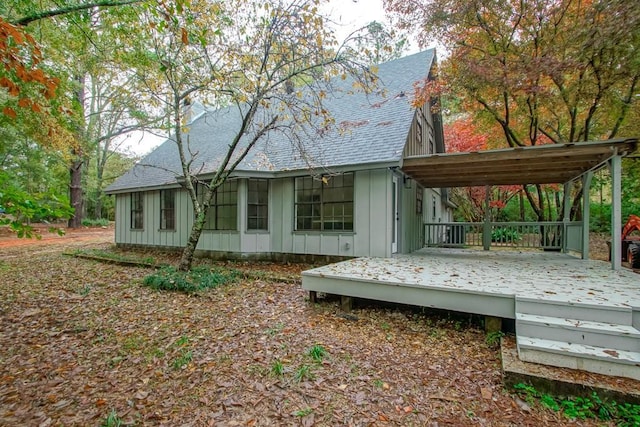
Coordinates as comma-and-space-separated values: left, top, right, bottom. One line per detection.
106, 49, 435, 194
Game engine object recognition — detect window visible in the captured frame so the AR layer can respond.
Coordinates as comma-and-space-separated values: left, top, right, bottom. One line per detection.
416, 186, 423, 214
247, 179, 269, 230
295, 173, 353, 231
198, 181, 238, 230
131, 192, 143, 230
160, 189, 175, 230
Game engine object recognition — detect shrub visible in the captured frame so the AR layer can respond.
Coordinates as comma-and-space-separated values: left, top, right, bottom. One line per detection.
142, 266, 239, 294
490, 227, 522, 243
81, 218, 110, 227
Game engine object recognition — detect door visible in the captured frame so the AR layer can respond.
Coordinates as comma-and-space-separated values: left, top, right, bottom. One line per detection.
391, 175, 399, 253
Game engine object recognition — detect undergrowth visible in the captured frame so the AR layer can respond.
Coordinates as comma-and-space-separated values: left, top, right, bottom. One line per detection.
513, 383, 640, 425
142, 266, 239, 293
81, 218, 110, 227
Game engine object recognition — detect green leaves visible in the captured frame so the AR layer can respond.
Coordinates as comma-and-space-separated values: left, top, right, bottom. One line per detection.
0, 170, 72, 238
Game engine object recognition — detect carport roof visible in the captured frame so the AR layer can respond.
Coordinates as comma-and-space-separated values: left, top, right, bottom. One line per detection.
401, 138, 638, 188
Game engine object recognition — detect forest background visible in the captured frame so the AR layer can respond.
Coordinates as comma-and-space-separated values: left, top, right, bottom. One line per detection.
1, 0, 639, 238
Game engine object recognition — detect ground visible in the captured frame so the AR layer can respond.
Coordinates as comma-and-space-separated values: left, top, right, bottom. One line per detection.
0, 227, 624, 426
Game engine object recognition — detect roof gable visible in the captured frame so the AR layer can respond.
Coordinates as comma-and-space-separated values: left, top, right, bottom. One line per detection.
106, 49, 436, 193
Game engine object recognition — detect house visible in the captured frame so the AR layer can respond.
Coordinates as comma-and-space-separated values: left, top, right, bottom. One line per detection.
105, 49, 454, 260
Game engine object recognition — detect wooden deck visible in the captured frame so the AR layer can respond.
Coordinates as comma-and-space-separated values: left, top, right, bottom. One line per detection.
302, 248, 640, 380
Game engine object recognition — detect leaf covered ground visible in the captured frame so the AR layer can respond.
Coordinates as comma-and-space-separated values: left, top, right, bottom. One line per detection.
0, 234, 611, 426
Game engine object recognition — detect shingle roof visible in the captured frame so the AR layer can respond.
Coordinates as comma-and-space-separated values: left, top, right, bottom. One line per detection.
105, 49, 435, 193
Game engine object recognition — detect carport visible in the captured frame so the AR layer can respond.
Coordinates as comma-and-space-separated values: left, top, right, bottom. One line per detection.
400, 138, 639, 270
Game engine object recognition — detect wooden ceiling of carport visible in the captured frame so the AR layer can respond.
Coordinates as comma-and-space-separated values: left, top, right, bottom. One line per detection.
401, 138, 638, 188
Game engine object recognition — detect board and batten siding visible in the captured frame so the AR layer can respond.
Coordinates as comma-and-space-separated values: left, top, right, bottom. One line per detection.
271, 169, 392, 258
403, 103, 437, 158
399, 178, 425, 253
113, 169, 395, 257
114, 189, 192, 248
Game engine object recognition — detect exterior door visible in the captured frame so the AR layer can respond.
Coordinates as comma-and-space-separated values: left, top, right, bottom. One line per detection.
391, 176, 399, 253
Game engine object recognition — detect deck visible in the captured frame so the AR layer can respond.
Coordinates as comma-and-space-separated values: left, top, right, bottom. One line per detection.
302, 248, 640, 317
302, 248, 640, 380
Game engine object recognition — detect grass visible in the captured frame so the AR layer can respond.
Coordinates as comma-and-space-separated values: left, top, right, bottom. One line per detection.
265, 322, 285, 336
294, 365, 314, 382
81, 218, 111, 227
101, 409, 123, 427
270, 359, 284, 377
307, 344, 327, 362
294, 407, 313, 417
72, 248, 152, 264
513, 383, 640, 424
485, 331, 504, 347
171, 350, 193, 370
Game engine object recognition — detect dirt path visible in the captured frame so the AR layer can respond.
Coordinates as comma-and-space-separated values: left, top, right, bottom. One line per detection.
0, 226, 114, 250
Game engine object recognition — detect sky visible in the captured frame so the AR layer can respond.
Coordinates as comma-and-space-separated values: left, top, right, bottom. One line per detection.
121, 0, 401, 156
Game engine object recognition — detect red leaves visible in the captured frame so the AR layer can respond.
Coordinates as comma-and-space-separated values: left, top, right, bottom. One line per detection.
0, 17, 58, 118
2, 107, 17, 119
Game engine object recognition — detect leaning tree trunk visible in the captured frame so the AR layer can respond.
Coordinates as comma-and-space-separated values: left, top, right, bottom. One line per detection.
178, 211, 208, 271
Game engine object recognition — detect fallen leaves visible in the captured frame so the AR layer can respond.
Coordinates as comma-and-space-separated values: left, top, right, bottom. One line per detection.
0, 242, 603, 426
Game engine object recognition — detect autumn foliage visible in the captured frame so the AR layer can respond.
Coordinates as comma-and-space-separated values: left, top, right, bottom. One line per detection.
0, 17, 59, 119
445, 119, 521, 221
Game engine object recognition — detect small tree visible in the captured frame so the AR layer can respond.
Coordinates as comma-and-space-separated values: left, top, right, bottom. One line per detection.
132, 0, 376, 271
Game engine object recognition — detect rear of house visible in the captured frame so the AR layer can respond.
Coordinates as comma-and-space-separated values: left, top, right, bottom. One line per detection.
105, 50, 453, 260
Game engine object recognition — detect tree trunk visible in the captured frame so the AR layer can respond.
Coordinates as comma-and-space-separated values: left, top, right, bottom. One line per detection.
68, 156, 84, 228
69, 73, 86, 228
178, 212, 207, 271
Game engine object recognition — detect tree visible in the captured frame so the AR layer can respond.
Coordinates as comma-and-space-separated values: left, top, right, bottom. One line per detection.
130, 0, 375, 271
352, 21, 407, 65
2, 0, 160, 229
445, 118, 521, 222
386, 0, 640, 220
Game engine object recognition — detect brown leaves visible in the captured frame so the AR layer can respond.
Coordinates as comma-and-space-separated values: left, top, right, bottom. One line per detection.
0, 240, 612, 426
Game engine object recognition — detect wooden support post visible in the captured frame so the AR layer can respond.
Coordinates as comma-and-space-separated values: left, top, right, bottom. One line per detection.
562, 182, 571, 253
341, 295, 353, 312
485, 316, 502, 334
309, 291, 317, 304
582, 172, 593, 260
610, 156, 622, 270
483, 185, 491, 251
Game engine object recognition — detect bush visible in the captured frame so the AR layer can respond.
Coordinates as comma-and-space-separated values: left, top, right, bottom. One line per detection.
142, 266, 239, 293
589, 202, 640, 233
81, 218, 110, 227
490, 227, 522, 243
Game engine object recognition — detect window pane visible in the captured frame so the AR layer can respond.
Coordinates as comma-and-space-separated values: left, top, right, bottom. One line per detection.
247, 179, 268, 230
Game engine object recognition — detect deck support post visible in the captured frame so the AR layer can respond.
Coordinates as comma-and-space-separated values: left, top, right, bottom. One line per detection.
483, 185, 491, 251
309, 291, 317, 304
560, 182, 572, 254
341, 295, 353, 312
581, 172, 593, 260
484, 316, 502, 333
610, 155, 622, 270
562, 183, 571, 253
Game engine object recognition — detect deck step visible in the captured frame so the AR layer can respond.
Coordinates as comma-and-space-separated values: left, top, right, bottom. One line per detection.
516, 313, 640, 352
517, 336, 640, 381
516, 297, 632, 325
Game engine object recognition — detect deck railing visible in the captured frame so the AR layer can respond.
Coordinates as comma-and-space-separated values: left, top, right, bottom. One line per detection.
424, 221, 584, 253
